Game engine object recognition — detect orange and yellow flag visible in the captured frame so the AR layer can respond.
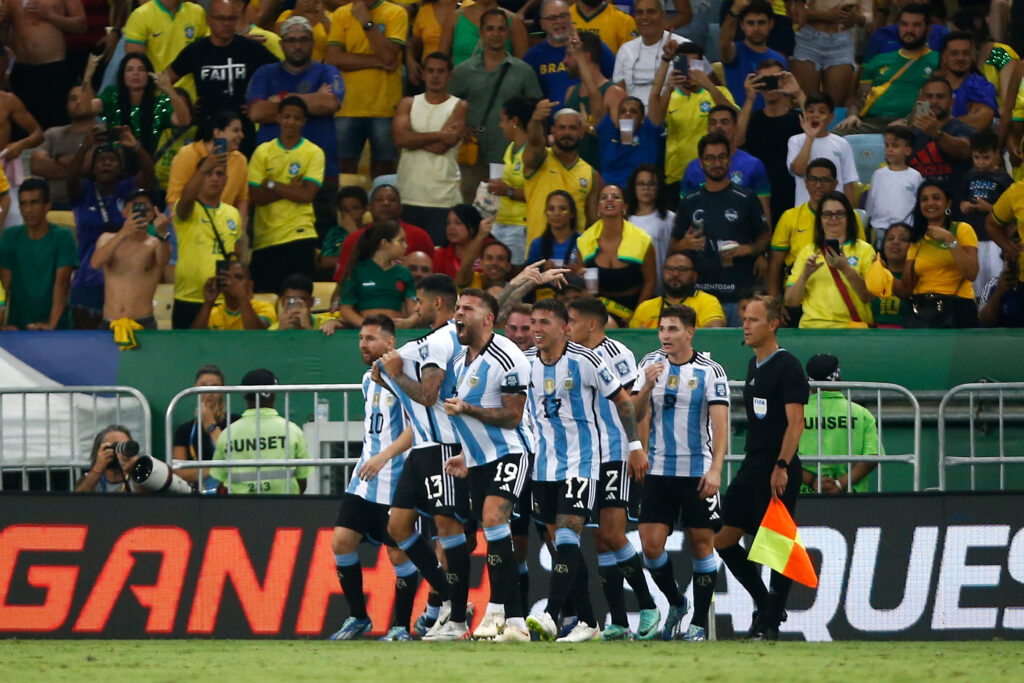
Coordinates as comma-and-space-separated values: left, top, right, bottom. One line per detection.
747, 498, 818, 588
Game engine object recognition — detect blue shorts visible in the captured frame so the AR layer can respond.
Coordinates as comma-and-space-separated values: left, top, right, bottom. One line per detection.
335, 116, 397, 162
792, 26, 856, 70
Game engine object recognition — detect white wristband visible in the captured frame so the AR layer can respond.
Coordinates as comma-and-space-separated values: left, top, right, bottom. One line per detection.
629, 440, 643, 451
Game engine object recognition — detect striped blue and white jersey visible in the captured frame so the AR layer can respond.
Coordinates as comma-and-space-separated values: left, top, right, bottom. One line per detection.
591, 337, 638, 464
383, 321, 460, 448
526, 341, 622, 482
634, 349, 729, 477
450, 333, 534, 468
347, 369, 408, 505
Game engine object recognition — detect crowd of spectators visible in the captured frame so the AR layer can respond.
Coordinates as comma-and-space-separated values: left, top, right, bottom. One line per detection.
0, 0, 1023, 332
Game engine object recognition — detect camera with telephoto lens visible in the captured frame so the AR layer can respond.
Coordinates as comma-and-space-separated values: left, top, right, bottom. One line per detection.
113, 441, 191, 493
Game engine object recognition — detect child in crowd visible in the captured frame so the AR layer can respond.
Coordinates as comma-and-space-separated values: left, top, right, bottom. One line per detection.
957, 129, 1013, 288
786, 93, 858, 206
864, 126, 922, 249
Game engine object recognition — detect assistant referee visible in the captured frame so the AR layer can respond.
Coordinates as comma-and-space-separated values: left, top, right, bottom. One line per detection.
713, 294, 808, 640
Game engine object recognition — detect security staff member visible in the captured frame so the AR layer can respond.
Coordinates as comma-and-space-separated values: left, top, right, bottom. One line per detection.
713, 293, 808, 640
800, 353, 881, 494
209, 368, 312, 494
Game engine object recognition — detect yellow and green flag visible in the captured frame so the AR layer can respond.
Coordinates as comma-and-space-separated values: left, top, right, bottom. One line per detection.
747, 498, 818, 588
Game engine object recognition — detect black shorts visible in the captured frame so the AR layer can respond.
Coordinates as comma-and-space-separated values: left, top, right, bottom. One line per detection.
250, 238, 317, 293
391, 444, 468, 518
722, 456, 802, 535
334, 492, 396, 546
467, 452, 530, 522
598, 460, 641, 520
639, 476, 722, 531
531, 477, 597, 525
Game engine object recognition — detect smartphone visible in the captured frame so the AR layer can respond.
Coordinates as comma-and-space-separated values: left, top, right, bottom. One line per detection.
759, 74, 779, 91
284, 296, 304, 311
672, 54, 688, 76
213, 138, 228, 155
915, 100, 931, 117
215, 260, 230, 288
825, 238, 842, 254
132, 201, 148, 226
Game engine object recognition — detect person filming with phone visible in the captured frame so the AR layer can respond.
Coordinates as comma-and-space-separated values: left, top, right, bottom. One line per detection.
903, 77, 972, 188
192, 258, 276, 330
90, 189, 171, 330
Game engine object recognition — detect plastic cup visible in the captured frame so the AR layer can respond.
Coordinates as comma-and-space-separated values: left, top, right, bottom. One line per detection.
619, 118, 634, 145
584, 268, 599, 294
488, 162, 505, 181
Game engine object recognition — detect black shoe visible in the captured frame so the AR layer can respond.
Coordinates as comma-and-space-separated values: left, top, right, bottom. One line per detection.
750, 622, 779, 641
749, 608, 787, 641
746, 610, 763, 639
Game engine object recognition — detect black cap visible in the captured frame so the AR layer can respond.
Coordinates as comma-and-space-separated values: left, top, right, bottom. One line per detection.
242, 368, 278, 400
557, 273, 587, 291
806, 354, 840, 382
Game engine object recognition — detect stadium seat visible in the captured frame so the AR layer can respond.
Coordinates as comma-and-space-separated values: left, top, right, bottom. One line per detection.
828, 107, 846, 131
712, 61, 725, 86
371, 173, 398, 193
312, 282, 335, 312
846, 134, 886, 185
153, 284, 174, 330
253, 293, 279, 310
47, 211, 76, 244
339, 173, 370, 190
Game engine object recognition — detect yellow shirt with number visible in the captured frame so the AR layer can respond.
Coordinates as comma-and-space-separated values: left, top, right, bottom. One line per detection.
207, 299, 278, 329
247, 138, 325, 251
569, 3, 636, 54
992, 180, 1024, 242
495, 142, 528, 227
123, 0, 209, 73
327, 1, 408, 118
786, 240, 876, 329
628, 292, 726, 329
771, 203, 867, 267
173, 200, 242, 303
665, 87, 736, 184
905, 222, 978, 299
524, 149, 593, 247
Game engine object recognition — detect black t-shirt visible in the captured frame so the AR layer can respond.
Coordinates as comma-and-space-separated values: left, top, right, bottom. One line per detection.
742, 109, 800, 223
170, 35, 278, 149
173, 415, 237, 460
956, 168, 1013, 240
908, 118, 973, 190
673, 183, 769, 303
743, 348, 808, 464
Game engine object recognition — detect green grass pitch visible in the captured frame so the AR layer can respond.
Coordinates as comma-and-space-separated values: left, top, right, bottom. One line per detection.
2, 641, 1023, 682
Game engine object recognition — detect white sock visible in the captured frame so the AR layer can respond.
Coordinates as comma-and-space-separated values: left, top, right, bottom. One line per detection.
485, 602, 504, 615
506, 617, 527, 630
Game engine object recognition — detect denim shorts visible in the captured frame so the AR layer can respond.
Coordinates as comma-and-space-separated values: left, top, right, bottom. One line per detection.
492, 222, 527, 265
335, 116, 397, 162
792, 25, 856, 70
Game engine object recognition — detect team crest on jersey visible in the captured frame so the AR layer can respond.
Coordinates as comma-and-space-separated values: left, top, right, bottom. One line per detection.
700, 101, 711, 113
469, 375, 479, 387
615, 360, 630, 376
544, 378, 556, 394
847, 256, 859, 267
185, 25, 196, 39
729, 171, 742, 184
667, 375, 679, 389
227, 219, 237, 232
688, 377, 698, 390
753, 397, 767, 419
514, 161, 521, 171
580, 178, 588, 188
419, 345, 430, 360
385, 394, 395, 406
724, 208, 739, 222
289, 162, 301, 176
563, 378, 574, 390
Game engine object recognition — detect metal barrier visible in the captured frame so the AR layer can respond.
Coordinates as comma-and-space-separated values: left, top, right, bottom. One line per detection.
937, 382, 1024, 491
0, 386, 151, 491
723, 380, 921, 492
164, 383, 364, 495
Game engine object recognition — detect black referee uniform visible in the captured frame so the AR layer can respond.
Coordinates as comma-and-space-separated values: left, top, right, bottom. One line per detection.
719, 347, 808, 638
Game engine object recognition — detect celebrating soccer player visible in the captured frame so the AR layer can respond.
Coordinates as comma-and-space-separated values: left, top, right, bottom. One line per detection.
442, 289, 534, 641
329, 315, 417, 641
374, 274, 472, 641
714, 294, 808, 640
632, 305, 729, 641
524, 299, 648, 642
566, 297, 661, 640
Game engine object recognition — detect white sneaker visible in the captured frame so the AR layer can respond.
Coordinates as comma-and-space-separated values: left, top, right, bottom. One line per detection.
556, 622, 600, 642
422, 620, 469, 641
473, 610, 505, 640
495, 624, 530, 642
526, 612, 558, 641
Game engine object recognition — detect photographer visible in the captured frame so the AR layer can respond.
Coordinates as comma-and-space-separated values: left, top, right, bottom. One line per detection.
191, 259, 276, 330
75, 425, 142, 493
90, 189, 171, 329
274, 273, 340, 332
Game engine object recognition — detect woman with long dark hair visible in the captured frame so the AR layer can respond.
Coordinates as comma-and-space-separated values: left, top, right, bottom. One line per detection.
891, 181, 979, 328
625, 163, 673, 288
172, 365, 238, 489
870, 223, 913, 328
784, 190, 876, 328
336, 220, 416, 328
94, 53, 190, 156
490, 95, 537, 265
526, 189, 580, 270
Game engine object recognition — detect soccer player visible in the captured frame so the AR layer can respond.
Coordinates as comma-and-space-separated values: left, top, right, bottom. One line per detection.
714, 294, 808, 640
442, 289, 534, 641
566, 297, 660, 641
632, 305, 729, 641
524, 299, 648, 642
375, 274, 472, 641
329, 315, 416, 641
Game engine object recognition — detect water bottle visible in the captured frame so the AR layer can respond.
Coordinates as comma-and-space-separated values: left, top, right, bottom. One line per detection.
316, 398, 330, 422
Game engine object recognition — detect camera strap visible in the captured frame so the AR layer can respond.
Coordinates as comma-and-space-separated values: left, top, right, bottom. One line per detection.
200, 202, 230, 258
93, 183, 111, 226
